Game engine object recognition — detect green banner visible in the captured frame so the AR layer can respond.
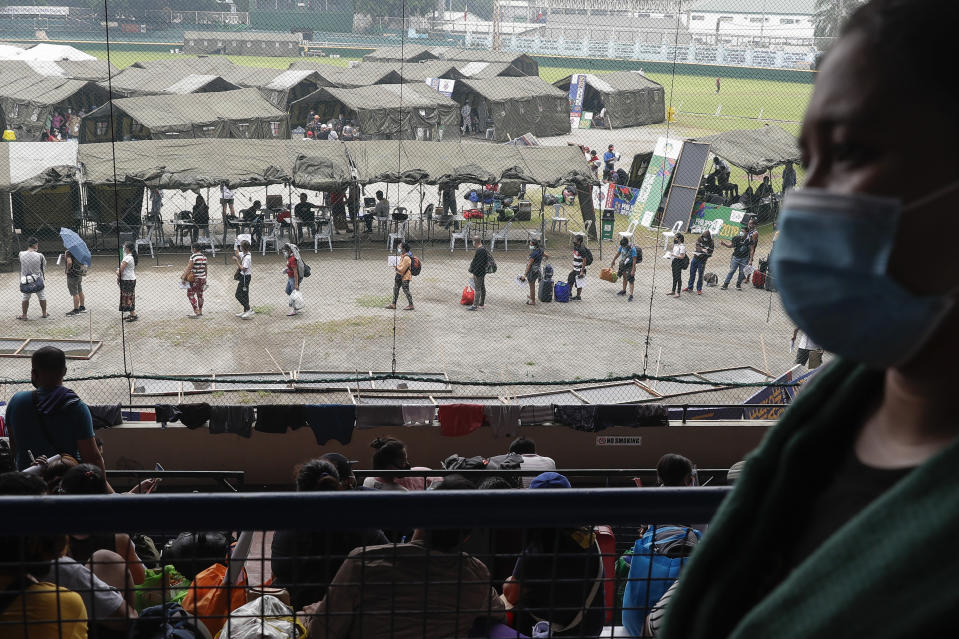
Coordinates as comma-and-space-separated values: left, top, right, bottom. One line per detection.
689, 201, 748, 239
637, 136, 681, 227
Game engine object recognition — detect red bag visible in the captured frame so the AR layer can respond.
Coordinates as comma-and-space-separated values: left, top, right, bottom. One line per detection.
460, 286, 475, 305
464, 209, 484, 219
752, 269, 766, 288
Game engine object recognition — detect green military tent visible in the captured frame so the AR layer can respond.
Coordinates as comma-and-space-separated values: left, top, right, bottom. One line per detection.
79, 88, 290, 143
553, 71, 666, 128
452, 77, 570, 143
0, 73, 111, 141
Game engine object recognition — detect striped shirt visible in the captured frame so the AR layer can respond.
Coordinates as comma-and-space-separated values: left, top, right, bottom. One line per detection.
572, 249, 584, 272
190, 253, 207, 279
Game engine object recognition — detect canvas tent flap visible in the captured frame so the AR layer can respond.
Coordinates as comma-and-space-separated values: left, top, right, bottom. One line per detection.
79, 139, 300, 188
0, 141, 79, 192
693, 126, 801, 173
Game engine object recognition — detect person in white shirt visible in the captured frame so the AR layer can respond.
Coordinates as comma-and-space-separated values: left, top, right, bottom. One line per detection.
668, 232, 687, 298
461, 102, 473, 134
220, 183, 236, 221
792, 328, 823, 369
507, 437, 556, 488
233, 240, 253, 319
117, 241, 138, 322
17, 237, 47, 320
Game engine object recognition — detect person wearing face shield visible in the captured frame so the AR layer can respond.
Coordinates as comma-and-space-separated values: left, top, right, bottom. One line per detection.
657, 2, 959, 637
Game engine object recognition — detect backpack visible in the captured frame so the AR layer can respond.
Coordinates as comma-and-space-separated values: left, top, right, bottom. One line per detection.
486, 253, 497, 274
410, 255, 422, 276
129, 602, 204, 639
580, 246, 594, 266
543, 193, 558, 206
301, 262, 311, 278
621, 526, 701, 637
542, 262, 554, 280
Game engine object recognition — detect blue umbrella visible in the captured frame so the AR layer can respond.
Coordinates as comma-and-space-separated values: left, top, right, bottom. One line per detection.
59, 227, 91, 267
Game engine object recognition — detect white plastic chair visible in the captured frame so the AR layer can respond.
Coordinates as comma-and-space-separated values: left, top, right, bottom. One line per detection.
619, 219, 640, 243
387, 220, 408, 251
489, 221, 513, 252
260, 220, 281, 255
550, 203, 569, 232
450, 222, 471, 252
661, 219, 683, 250
313, 221, 332, 253
135, 222, 155, 258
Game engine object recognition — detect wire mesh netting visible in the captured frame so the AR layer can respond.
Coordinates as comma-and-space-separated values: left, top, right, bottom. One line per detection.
0, 0, 831, 408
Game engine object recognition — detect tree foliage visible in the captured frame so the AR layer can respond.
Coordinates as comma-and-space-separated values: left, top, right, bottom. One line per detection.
813, 0, 865, 38
354, 0, 436, 18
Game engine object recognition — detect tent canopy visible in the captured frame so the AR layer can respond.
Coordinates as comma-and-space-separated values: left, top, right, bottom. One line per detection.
105, 66, 241, 97
81, 88, 289, 142
453, 77, 570, 142
79, 139, 351, 191
3, 139, 595, 191
0, 59, 117, 82
0, 74, 111, 141
363, 46, 538, 75
553, 71, 666, 128
694, 125, 801, 173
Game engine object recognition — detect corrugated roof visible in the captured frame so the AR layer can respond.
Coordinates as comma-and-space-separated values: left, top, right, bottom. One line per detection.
690, 0, 815, 15
85, 88, 285, 129
184, 30, 302, 43
458, 76, 565, 101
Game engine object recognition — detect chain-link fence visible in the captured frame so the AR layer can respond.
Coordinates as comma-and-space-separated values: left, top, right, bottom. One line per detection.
0, 0, 830, 409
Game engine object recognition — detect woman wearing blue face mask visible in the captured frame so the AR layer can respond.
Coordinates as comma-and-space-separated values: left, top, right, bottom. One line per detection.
659, 2, 959, 637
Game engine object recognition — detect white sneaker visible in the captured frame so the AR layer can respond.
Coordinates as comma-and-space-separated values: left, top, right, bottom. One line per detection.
235, 312, 246, 317
242, 310, 254, 319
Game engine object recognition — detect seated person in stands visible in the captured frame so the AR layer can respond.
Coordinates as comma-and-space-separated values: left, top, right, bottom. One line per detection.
294, 193, 317, 223
705, 157, 730, 189
272, 459, 389, 610
490, 437, 556, 488
362, 437, 412, 491
0, 472, 88, 638
369, 190, 389, 233
301, 475, 506, 639
240, 200, 264, 243
58, 464, 147, 587
657, 453, 695, 487
504, 472, 605, 638
319, 452, 359, 490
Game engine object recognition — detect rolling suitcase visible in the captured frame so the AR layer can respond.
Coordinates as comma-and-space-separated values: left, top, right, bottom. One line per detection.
539, 278, 553, 302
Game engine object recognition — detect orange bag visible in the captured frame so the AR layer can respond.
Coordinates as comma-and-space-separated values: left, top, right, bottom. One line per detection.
460, 285, 475, 305
600, 267, 618, 283
181, 562, 248, 637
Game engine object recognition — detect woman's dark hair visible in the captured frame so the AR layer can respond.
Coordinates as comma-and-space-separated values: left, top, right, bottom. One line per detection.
295, 459, 341, 492
676, 233, 685, 243
251, 200, 261, 209
400, 242, 410, 252
240, 240, 251, 252
123, 241, 138, 265
620, 237, 629, 247
60, 463, 109, 495
509, 436, 536, 455
657, 453, 694, 487
478, 477, 513, 490
370, 437, 407, 470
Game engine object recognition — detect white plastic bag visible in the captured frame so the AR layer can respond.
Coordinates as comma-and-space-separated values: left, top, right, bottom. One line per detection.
288, 289, 305, 310
218, 595, 303, 639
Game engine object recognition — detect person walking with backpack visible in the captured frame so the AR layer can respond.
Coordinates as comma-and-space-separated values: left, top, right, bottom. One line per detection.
17, 237, 47, 321
386, 242, 414, 311
233, 240, 253, 319
63, 249, 86, 316
610, 237, 640, 302
182, 243, 207, 318
568, 233, 591, 301
684, 230, 714, 295
467, 237, 491, 311
519, 239, 547, 306
117, 241, 138, 322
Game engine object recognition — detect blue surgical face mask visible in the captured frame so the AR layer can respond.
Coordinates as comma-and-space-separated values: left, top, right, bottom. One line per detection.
772, 187, 958, 369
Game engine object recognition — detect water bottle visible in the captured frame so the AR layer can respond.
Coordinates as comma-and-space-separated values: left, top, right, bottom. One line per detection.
532, 620, 551, 638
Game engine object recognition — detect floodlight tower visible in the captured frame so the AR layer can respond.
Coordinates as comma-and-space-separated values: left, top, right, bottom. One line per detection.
492, 0, 502, 50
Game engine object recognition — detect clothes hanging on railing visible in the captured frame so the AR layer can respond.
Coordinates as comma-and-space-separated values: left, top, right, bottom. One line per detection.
438, 404, 485, 437
89, 404, 123, 430
209, 406, 255, 438
178, 403, 211, 430
483, 405, 521, 438
305, 405, 356, 445
255, 405, 306, 434
401, 405, 435, 426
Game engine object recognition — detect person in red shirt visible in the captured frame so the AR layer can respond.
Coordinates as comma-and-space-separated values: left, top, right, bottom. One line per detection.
283, 243, 303, 316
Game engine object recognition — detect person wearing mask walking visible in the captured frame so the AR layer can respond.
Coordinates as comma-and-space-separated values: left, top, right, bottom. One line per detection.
467, 237, 490, 311
63, 249, 86, 316
182, 242, 207, 318
568, 233, 588, 301
685, 230, 715, 295
233, 240, 253, 318
386, 242, 414, 311
117, 241, 138, 322
17, 237, 47, 320
519, 239, 547, 306
667, 232, 688, 298
610, 236, 639, 301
